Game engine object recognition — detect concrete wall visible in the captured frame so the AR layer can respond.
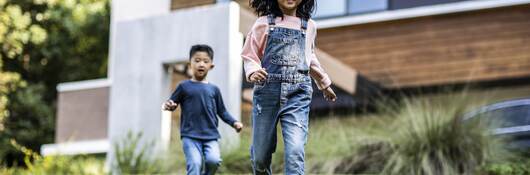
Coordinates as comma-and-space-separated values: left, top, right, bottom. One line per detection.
171, 0, 215, 10
109, 0, 171, 80
108, 2, 243, 163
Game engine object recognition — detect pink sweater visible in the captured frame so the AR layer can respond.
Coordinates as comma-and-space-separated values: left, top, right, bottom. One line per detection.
241, 15, 332, 90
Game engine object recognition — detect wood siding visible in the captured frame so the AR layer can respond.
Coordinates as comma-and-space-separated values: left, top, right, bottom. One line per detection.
171, 0, 215, 10
316, 5, 530, 88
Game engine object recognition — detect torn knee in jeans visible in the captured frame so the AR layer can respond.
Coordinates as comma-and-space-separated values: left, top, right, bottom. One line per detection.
284, 118, 307, 130
296, 120, 304, 128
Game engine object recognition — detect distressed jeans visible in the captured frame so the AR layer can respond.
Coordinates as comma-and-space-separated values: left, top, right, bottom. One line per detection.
251, 77, 313, 175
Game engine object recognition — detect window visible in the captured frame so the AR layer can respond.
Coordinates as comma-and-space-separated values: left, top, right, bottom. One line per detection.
389, 0, 465, 10
313, 0, 469, 18
314, 0, 347, 18
485, 105, 530, 128
348, 0, 388, 14
314, 0, 388, 18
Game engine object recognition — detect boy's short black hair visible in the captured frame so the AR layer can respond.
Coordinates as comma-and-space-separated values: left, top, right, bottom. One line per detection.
189, 44, 214, 60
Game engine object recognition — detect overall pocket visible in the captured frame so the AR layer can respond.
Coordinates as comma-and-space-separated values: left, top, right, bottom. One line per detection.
270, 54, 298, 66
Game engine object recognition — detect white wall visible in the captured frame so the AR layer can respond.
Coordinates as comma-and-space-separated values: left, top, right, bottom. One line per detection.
109, 0, 171, 80
107, 2, 243, 167
111, 0, 170, 22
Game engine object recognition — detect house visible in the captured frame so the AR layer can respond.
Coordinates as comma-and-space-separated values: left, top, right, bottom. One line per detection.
41, 0, 530, 162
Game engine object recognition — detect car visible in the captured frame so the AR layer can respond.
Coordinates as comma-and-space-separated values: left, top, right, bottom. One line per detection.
463, 98, 530, 149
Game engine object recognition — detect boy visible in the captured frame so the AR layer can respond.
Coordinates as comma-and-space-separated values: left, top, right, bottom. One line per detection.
163, 44, 244, 175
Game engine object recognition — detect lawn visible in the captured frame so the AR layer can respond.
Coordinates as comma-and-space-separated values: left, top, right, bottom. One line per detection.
3, 91, 530, 174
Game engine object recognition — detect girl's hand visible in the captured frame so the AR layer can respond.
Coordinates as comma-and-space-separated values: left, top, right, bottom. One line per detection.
162, 100, 178, 111
323, 86, 337, 102
233, 122, 244, 133
249, 68, 268, 83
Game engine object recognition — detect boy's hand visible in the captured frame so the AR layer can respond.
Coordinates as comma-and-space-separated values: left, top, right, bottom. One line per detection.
233, 122, 244, 133
323, 86, 337, 102
249, 68, 268, 83
162, 100, 178, 111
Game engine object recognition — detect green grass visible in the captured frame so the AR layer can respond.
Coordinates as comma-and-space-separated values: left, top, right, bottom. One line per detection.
212, 92, 512, 174
2, 91, 526, 174
481, 153, 530, 175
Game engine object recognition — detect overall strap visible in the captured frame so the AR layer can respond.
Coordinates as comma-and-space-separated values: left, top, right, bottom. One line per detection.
267, 14, 276, 31
301, 18, 308, 35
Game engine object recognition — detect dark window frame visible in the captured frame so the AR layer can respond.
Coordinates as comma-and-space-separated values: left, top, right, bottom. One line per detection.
313, 0, 469, 19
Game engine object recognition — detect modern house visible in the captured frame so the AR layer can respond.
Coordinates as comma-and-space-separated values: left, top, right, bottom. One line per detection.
41, 0, 530, 164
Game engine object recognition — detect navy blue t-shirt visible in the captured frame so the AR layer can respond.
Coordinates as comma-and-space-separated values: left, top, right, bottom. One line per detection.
169, 80, 237, 140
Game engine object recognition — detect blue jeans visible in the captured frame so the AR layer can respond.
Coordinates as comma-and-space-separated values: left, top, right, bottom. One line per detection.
251, 78, 313, 175
182, 137, 221, 175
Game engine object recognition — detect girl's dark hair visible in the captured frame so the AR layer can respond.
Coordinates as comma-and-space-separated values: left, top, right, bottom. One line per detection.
249, 0, 315, 20
189, 44, 214, 60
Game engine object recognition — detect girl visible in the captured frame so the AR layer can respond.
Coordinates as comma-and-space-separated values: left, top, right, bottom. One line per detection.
242, 0, 337, 174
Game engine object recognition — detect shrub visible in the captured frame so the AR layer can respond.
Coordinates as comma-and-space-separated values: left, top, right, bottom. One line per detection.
112, 131, 165, 174
382, 96, 506, 175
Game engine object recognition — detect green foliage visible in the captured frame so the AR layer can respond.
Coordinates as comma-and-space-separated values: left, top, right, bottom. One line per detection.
216, 128, 253, 173
112, 131, 165, 174
0, 84, 53, 166
21, 154, 105, 175
382, 95, 506, 175
1, 140, 105, 175
481, 153, 530, 175
0, 0, 47, 59
28, 0, 110, 84
0, 0, 32, 148
0, 0, 110, 166
210, 93, 511, 174
0, 72, 24, 130
1, 92, 526, 174
1, 0, 110, 97
483, 162, 530, 175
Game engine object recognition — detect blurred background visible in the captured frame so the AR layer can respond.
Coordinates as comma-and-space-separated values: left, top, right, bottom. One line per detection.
1, 0, 530, 174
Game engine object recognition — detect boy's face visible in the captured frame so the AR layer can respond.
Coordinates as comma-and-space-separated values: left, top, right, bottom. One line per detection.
189, 51, 214, 81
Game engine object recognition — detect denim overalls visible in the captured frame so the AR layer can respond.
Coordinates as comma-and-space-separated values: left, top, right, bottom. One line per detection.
251, 15, 313, 175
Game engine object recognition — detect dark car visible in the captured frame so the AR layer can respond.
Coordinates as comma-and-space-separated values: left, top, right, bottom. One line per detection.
463, 98, 530, 149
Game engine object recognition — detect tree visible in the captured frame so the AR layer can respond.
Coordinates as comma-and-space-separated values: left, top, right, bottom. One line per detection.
0, 0, 109, 166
